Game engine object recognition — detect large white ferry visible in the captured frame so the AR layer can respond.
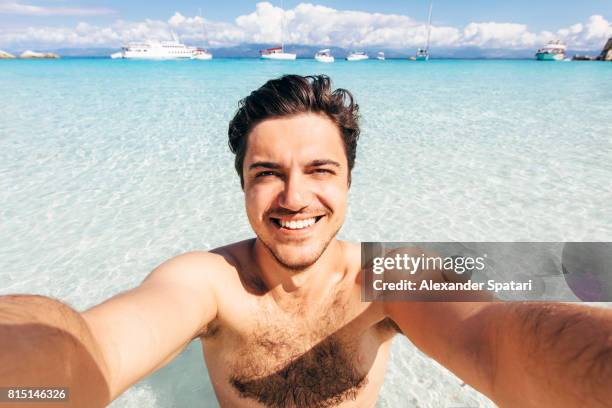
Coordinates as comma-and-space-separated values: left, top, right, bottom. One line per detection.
110, 40, 212, 60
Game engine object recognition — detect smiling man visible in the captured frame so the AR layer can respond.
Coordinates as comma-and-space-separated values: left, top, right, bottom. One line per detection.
2, 75, 612, 408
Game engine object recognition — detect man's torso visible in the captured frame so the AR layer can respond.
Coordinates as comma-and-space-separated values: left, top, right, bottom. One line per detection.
198, 239, 399, 408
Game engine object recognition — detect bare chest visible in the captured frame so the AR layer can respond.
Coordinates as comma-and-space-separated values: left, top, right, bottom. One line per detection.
202, 300, 398, 408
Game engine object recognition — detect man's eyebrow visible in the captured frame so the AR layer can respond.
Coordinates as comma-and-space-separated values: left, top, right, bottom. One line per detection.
306, 159, 341, 167
248, 160, 341, 170
248, 161, 281, 170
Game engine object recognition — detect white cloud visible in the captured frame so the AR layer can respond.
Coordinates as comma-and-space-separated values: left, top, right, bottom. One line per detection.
584, 14, 612, 40
552, 15, 612, 49
462, 22, 538, 48
0, 1, 114, 16
0, 2, 610, 52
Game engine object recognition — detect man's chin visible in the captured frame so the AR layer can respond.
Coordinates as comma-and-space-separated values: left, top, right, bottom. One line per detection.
271, 249, 322, 271
262, 241, 329, 271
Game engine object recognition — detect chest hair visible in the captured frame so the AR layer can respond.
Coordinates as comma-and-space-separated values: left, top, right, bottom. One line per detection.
228, 293, 370, 408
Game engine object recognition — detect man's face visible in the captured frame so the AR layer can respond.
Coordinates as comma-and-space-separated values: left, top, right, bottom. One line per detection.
243, 112, 350, 270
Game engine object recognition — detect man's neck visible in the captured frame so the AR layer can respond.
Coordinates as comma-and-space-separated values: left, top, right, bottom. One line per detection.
252, 238, 347, 303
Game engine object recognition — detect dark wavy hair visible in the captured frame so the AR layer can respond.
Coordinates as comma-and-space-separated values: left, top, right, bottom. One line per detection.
228, 74, 360, 188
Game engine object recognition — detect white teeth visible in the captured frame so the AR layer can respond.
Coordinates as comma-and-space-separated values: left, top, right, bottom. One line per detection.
279, 217, 317, 230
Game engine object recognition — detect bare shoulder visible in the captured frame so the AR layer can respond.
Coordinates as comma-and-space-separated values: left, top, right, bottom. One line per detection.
210, 238, 268, 294
143, 247, 242, 293
210, 238, 255, 265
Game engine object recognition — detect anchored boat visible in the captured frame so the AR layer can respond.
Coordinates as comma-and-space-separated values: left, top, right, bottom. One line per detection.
260, 0, 296, 60
536, 40, 567, 61
110, 30, 211, 60
260, 47, 297, 60
415, 0, 433, 61
346, 51, 369, 61
111, 39, 201, 60
314, 49, 334, 63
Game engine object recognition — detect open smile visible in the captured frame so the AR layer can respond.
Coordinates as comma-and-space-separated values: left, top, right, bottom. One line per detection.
269, 215, 325, 232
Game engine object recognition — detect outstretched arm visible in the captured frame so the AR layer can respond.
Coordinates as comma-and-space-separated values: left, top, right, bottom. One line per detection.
0, 251, 220, 407
0, 294, 111, 407
386, 301, 612, 407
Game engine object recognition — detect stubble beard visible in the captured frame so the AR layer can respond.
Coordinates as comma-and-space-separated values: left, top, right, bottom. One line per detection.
257, 224, 342, 272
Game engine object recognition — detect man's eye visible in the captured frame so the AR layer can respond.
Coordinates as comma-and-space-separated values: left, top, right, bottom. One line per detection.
312, 168, 334, 174
255, 171, 277, 178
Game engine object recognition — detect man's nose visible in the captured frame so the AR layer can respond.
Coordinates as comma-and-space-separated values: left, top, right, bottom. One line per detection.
279, 173, 311, 211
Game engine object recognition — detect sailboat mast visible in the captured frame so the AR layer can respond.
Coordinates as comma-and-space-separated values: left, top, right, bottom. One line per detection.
199, 8, 207, 48
425, 0, 433, 52
280, 0, 285, 50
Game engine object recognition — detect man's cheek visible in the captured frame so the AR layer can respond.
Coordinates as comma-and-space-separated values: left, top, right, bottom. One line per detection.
245, 186, 264, 208
319, 181, 347, 198
322, 188, 348, 210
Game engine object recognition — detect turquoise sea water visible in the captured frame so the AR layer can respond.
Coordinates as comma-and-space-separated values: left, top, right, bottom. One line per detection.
1, 58, 611, 407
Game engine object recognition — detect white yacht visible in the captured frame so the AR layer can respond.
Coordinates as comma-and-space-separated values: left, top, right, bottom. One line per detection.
535, 40, 567, 61
111, 39, 204, 60
314, 49, 334, 63
376, 52, 385, 60
346, 51, 369, 61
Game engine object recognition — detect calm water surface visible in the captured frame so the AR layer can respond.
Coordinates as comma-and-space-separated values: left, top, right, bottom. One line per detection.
1, 58, 611, 407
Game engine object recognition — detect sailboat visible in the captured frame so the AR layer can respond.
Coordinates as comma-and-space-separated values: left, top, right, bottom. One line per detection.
192, 8, 213, 60
260, 0, 296, 60
415, 0, 433, 61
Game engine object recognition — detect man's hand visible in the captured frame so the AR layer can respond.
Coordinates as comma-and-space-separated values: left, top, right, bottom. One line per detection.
0, 295, 111, 408
386, 301, 612, 407
1, 251, 221, 406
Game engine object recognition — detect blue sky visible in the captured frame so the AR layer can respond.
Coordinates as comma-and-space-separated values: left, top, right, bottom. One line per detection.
116, 0, 611, 32
3, 0, 612, 30
1, 1, 611, 50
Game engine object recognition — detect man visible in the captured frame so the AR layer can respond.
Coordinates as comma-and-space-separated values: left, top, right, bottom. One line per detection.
1, 75, 612, 408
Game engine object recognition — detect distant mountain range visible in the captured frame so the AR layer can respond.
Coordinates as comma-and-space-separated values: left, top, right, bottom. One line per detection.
3, 44, 602, 59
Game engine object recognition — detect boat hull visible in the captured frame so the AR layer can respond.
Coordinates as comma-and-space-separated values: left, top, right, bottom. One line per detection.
346, 55, 369, 61
192, 53, 213, 60
536, 52, 565, 61
315, 55, 334, 63
261, 53, 296, 60
121, 52, 193, 60
415, 55, 429, 61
